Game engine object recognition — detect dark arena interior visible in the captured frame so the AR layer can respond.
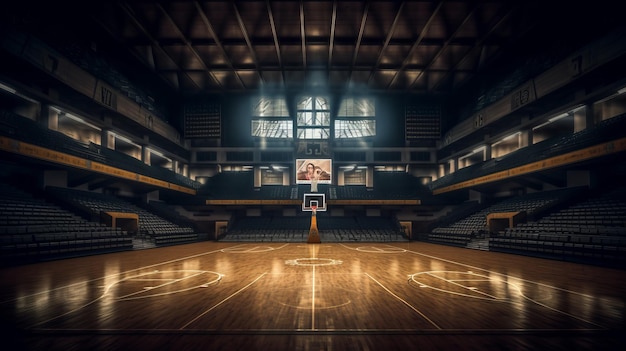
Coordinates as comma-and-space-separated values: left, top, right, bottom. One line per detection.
1, 1, 626, 350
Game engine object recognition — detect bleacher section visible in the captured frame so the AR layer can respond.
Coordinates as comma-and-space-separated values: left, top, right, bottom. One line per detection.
0, 109, 201, 191
222, 216, 309, 242
48, 32, 170, 122
201, 176, 318, 201
199, 172, 256, 199
489, 188, 626, 266
257, 185, 297, 200
333, 186, 375, 200
0, 181, 133, 265
431, 113, 626, 192
371, 172, 430, 199
221, 214, 406, 242
427, 188, 579, 247
330, 173, 430, 201
46, 187, 199, 246
201, 172, 429, 202
321, 216, 407, 242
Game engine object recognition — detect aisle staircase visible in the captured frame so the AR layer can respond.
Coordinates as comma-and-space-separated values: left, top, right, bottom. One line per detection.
132, 235, 156, 250
466, 238, 490, 251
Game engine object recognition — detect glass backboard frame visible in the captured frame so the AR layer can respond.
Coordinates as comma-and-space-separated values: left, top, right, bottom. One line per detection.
302, 193, 326, 212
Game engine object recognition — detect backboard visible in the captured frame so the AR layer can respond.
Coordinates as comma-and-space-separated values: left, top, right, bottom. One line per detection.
302, 193, 326, 212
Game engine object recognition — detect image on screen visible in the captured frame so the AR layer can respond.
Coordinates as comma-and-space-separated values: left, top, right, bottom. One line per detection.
295, 159, 332, 184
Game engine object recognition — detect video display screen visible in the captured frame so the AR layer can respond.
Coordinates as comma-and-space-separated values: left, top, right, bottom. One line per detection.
295, 159, 332, 184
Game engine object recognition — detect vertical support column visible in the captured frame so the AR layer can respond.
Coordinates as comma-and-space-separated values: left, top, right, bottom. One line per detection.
520, 128, 532, 148
337, 168, 345, 186
142, 190, 160, 204
102, 114, 114, 149
254, 166, 262, 188
182, 163, 189, 178
482, 133, 491, 162
141, 135, 151, 165
449, 158, 457, 174
102, 130, 115, 150
142, 145, 151, 166
484, 144, 492, 161
307, 211, 321, 244
585, 103, 595, 130
365, 166, 373, 189
42, 104, 59, 131
438, 163, 446, 178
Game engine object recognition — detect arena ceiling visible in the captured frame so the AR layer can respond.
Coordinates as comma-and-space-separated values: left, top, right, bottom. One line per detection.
3, 1, 617, 97
90, 0, 549, 95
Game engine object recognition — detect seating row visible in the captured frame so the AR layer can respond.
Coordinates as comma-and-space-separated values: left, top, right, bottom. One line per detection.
489, 237, 626, 265
46, 186, 199, 246
1, 235, 133, 264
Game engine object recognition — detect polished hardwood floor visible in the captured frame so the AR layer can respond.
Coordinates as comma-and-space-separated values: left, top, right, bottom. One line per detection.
1, 241, 625, 350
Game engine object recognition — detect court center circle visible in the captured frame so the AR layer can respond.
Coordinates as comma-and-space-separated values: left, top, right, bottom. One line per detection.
285, 257, 343, 266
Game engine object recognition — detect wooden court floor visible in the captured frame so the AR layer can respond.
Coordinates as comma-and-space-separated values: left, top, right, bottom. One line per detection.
1, 241, 625, 351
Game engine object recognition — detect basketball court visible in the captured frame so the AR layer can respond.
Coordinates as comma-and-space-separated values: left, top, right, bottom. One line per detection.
1, 240, 624, 350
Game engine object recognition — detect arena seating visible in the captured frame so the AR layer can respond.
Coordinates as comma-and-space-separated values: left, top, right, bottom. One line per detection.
199, 172, 256, 199
46, 187, 199, 246
489, 187, 626, 266
333, 186, 374, 200
221, 215, 308, 242
221, 213, 406, 242
320, 215, 404, 242
0, 109, 201, 191
371, 172, 430, 199
200, 172, 429, 202
256, 185, 296, 199
53, 35, 169, 121
0, 181, 133, 265
431, 113, 626, 191
426, 188, 581, 247
330, 174, 429, 201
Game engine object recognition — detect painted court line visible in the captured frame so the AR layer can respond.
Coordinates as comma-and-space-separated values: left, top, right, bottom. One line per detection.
1, 244, 248, 304
179, 272, 268, 330
425, 271, 501, 300
117, 271, 209, 300
403, 252, 609, 329
365, 272, 441, 329
403, 246, 598, 299
18, 243, 613, 333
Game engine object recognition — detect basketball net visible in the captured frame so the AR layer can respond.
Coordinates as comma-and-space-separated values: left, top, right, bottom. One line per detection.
311, 205, 317, 216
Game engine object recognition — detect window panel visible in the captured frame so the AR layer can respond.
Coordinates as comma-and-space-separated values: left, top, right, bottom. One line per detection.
252, 97, 289, 117
297, 112, 314, 126
318, 111, 330, 126
297, 128, 330, 140
335, 97, 376, 139
251, 120, 293, 138
335, 120, 376, 138
297, 97, 313, 110
315, 97, 330, 110
251, 96, 291, 139
297, 95, 331, 139
338, 97, 375, 117
296, 111, 330, 126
